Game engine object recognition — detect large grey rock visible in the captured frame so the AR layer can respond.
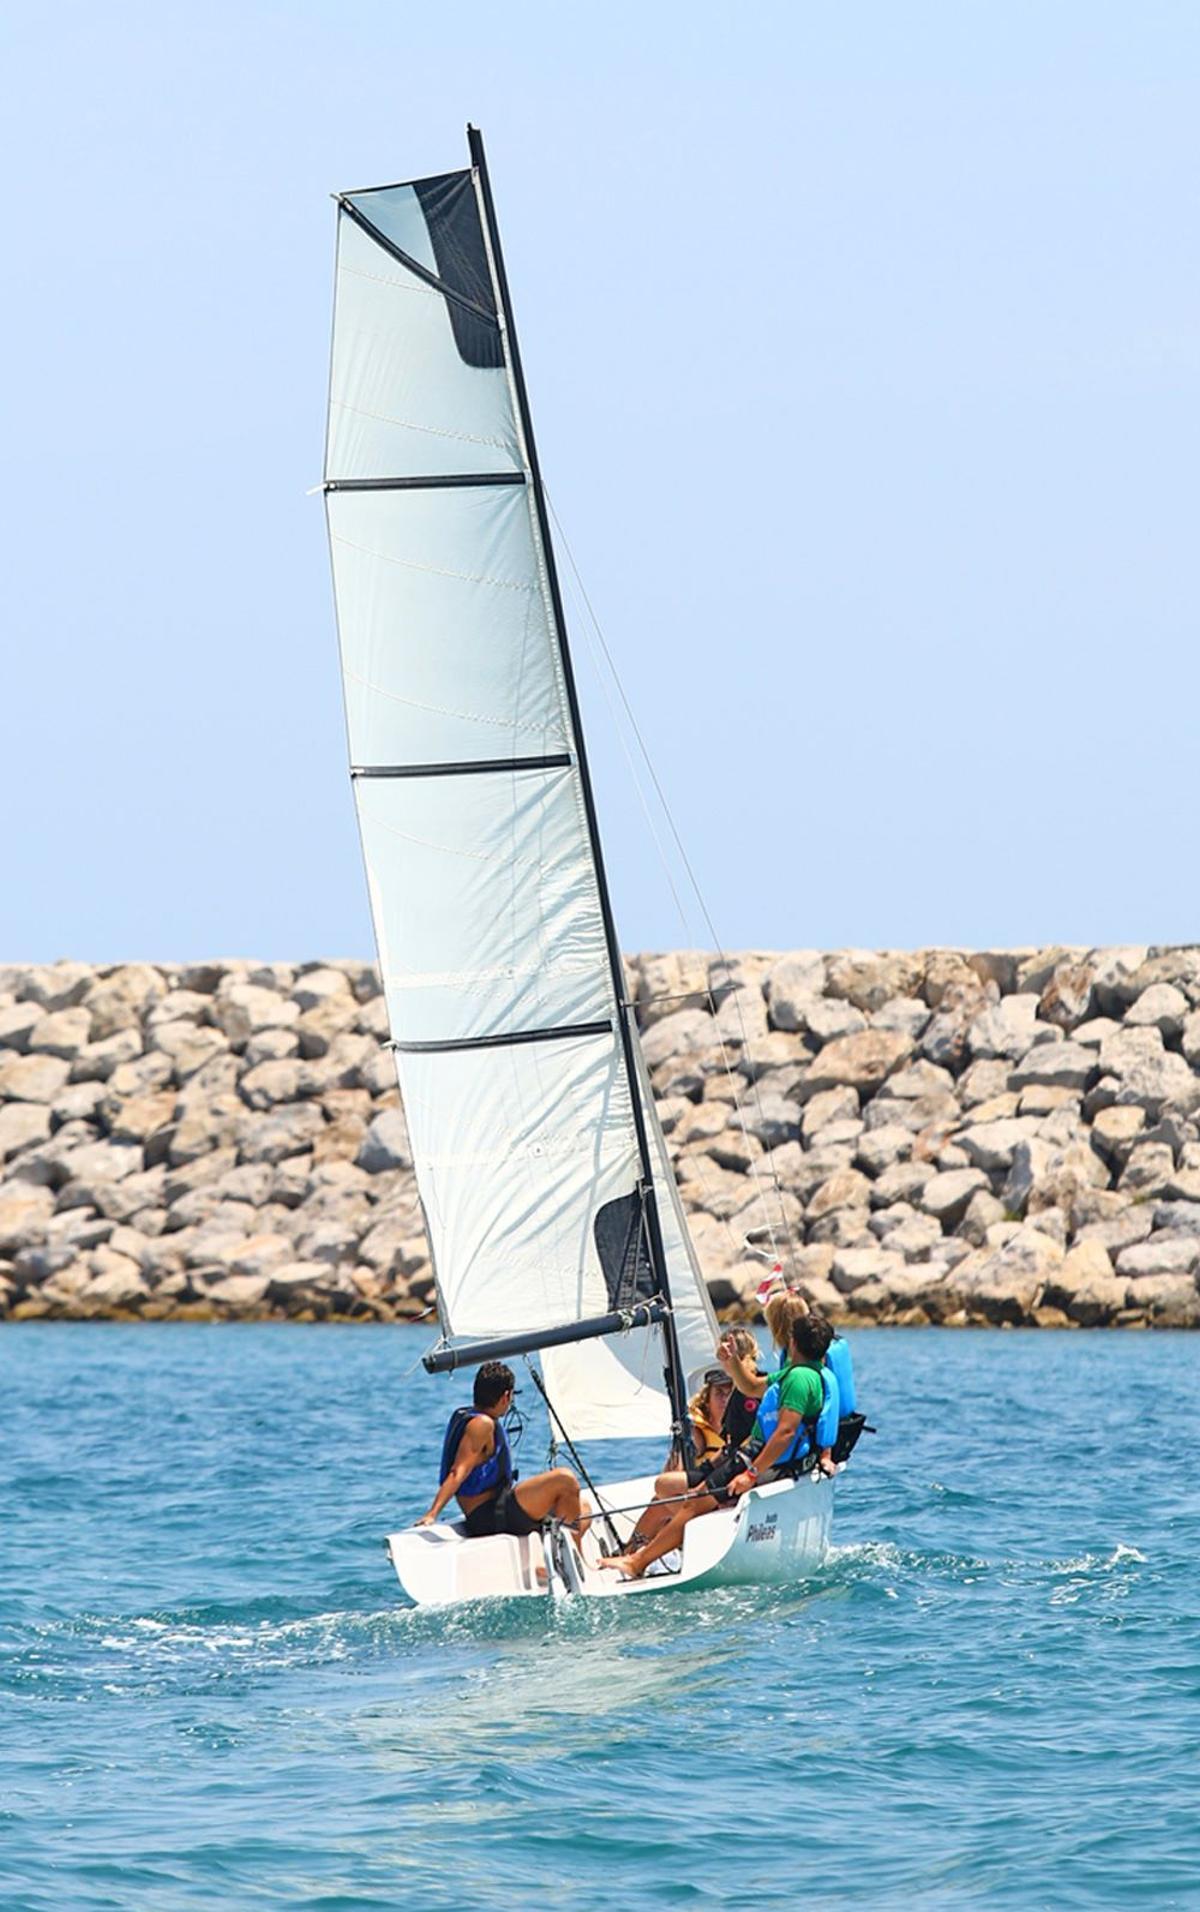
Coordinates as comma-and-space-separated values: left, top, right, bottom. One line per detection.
1099, 1026, 1200, 1117
872, 1160, 937, 1208
732, 1095, 798, 1155
802, 997, 867, 1045
356, 1108, 413, 1174
1088, 947, 1149, 1015
633, 950, 712, 1029
967, 995, 1045, 1062
238, 1103, 325, 1165
18, 962, 93, 1012
211, 983, 301, 1048
1118, 1142, 1176, 1196
69, 1029, 143, 1083
830, 1245, 907, 1294
1116, 1235, 1200, 1278
956, 1223, 1064, 1323
639, 1008, 715, 1072
1126, 983, 1189, 1040
27, 1007, 93, 1060
0, 1000, 44, 1052
761, 953, 823, 1032
919, 1168, 988, 1227
1008, 1043, 1096, 1093
855, 1124, 913, 1177
1151, 1200, 1200, 1238
956, 1118, 1039, 1173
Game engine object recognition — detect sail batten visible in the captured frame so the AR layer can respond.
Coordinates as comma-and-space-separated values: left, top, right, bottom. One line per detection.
324, 131, 717, 1440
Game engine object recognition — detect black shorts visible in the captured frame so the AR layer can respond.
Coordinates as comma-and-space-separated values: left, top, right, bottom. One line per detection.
687, 1446, 755, 1506
461, 1483, 541, 1540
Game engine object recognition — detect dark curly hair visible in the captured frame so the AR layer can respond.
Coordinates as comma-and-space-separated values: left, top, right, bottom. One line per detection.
474, 1361, 515, 1409
790, 1313, 834, 1367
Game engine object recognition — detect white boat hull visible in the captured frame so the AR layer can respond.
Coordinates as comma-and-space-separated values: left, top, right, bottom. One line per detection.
385, 1469, 834, 1607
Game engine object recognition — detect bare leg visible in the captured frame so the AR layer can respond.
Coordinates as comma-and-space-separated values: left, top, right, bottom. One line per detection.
623, 1469, 690, 1548
512, 1468, 590, 1550
599, 1492, 719, 1578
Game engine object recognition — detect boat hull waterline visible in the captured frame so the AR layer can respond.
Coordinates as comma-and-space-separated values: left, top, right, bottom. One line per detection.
385, 1470, 835, 1606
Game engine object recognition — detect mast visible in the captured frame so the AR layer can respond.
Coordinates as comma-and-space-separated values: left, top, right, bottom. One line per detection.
466, 125, 693, 1454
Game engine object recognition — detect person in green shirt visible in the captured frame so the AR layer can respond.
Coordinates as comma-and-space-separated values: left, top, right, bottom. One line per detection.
599, 1314, 835, 1580
725, 1314, 836, 1498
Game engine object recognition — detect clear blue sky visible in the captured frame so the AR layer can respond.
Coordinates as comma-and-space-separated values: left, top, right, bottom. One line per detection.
2, 1, 1196, 961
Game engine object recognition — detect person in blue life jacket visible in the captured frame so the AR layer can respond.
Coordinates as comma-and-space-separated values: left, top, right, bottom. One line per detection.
600, 1313, 838, 1580
417, 1360, 590, 1551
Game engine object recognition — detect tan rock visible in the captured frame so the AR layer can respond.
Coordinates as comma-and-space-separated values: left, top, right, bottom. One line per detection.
824, 950, 924, 1013
85, 965, 167, 1040
0, 1052, 72, 1103
0, 1102, 51, 1162
802, 1030, 913, 1096
27, 1006, 93, 1059
806, 1169, 872, 1220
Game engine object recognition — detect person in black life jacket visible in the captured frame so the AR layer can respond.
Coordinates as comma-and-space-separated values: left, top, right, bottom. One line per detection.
417, 1360, 590, 1550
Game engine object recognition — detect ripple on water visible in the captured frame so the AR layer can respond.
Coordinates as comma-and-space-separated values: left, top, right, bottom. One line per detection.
2, 1325, 1198, 1911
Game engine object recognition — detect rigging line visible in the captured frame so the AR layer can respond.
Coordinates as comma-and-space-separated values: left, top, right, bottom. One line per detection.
545, 492, 801, 1270
522, 1358, 622, 1552
553, 555, 693, 948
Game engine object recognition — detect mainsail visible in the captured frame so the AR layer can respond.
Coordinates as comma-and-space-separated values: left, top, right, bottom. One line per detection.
324, 128, 717, 1442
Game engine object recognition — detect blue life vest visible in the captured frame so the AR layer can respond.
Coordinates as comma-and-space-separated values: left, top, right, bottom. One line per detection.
756, 1364, 840, 1466
439, 1407, 512, 1499
826, 1335, 856, 1417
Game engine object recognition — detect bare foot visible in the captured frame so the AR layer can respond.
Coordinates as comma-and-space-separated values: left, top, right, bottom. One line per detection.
597, 1554, 642, 1578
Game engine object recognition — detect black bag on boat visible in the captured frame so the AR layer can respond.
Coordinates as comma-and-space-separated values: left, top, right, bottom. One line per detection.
831, 1413, 872, 1465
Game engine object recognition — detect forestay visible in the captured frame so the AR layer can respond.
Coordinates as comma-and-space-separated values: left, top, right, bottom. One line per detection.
323, 146, 717, 1441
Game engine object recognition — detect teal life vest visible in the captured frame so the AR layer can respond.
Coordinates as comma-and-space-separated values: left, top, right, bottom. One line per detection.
826, 1335, 856, 1416
755, 1363, 840, 1467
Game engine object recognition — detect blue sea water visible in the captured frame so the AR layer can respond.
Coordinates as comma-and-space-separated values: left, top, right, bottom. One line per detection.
2, 1326, 1198, 1911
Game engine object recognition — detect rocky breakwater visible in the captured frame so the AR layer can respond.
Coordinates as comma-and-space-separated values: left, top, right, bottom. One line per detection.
0, 961, 426, 1321
2, 949, 1200, 1328
634, 945, 1200, 1330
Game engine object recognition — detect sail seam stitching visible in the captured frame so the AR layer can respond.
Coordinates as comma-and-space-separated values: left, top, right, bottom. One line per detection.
328, 397, 511, 452
343, 665, 563, 736
331, 533, 537, 593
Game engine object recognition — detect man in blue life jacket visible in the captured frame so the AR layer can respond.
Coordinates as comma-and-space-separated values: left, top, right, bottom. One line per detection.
416, 1360, 590, 1549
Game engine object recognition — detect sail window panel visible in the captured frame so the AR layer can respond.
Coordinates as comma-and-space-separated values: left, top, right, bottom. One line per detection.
343, 183, 441, 276
328, 486, 570, 768
398, 1034, 641, 1338
357, 766, 612, 1047
327, 215, 520, 480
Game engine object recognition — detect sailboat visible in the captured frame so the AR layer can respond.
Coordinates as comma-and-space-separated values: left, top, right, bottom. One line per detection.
322, 126, 836, 1604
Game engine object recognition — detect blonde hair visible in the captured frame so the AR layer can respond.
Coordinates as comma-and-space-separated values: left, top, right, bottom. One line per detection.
764, 1289, 809, 1350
